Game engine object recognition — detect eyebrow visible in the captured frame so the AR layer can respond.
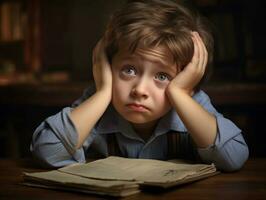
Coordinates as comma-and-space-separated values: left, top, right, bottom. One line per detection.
120, 54, 177, 76
140, 54, 177, 75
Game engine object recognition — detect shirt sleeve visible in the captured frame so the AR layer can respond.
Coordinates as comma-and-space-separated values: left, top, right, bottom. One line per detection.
31, 86, 97, 168
194, 91, 249, 172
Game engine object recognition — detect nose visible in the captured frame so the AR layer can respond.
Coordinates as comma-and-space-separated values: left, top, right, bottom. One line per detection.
130, 78, 149, 99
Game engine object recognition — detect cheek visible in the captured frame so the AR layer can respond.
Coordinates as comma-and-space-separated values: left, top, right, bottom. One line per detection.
152, 88, 171, 110
112, 76, 129, 102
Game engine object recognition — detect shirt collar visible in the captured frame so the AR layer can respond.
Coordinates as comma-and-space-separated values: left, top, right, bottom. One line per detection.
96, 105, 144, 141
154, 109, 186, 137
96, 105, 119, 134
96, 105, 187, 138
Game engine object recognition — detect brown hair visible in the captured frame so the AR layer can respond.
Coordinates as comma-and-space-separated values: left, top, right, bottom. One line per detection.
104, 0, 214, 89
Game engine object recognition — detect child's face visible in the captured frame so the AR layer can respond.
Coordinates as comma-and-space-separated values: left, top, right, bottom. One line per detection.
111, 45, 178, 126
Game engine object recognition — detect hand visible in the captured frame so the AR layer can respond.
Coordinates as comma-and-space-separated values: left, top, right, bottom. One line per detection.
168, 32, 208, 95
92, 38, 112, 92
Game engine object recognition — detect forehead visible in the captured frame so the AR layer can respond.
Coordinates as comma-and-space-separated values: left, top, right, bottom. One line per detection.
113, 45, 176, 70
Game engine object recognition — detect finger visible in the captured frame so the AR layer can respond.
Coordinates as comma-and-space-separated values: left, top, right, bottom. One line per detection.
196, 32, 208, 56
93, 40, 101, 64
193, 32, 204, 71
190, 32, 199, 67
203, 47, 208, 70
201, 37, 208, 69
94, 39, 106, 64
194, 32, 207, 72
197, 33, 208, 70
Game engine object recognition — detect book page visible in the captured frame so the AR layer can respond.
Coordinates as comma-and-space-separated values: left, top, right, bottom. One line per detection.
24, 170, 139, 189
23, 170, 140, 197
59, 156, 216, 184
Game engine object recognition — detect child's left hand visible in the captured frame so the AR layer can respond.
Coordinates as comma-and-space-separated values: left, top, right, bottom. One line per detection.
168, 32, 208, 95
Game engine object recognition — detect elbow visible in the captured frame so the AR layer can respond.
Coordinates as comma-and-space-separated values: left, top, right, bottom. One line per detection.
31, 147, 58, 168
213, 144, 249, 172
198, 141, 249, 172
31, 125, 82, 168
31, 143, 81, 168
31, 144, 63, 168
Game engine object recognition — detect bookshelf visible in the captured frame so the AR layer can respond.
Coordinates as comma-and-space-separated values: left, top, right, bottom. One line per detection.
1, 0, 265, 84
0, 0, 42, 85
0, 0, 25, 80
191, 0, 266, 83
0, 0, 127, 84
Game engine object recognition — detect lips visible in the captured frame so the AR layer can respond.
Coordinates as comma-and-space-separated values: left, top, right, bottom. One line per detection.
126, 103, 149, 112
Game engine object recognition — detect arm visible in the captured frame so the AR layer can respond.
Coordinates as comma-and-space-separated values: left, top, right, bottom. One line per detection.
166, 32, 217, 148
166, 32, 248, 171
192, 91, 249, 171
70, 38, 112, 149
31, 39, 112, 167
31, 107, 88, 167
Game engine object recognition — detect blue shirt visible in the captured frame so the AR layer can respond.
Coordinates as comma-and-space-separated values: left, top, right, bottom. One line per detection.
31, 87, 249, 171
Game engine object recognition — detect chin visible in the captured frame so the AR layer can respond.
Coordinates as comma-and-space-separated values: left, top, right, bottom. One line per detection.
121, 112, 155, 124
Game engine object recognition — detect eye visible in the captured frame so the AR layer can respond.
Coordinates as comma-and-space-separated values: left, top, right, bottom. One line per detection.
121, 65, 136, 76
155, 73, 171, 82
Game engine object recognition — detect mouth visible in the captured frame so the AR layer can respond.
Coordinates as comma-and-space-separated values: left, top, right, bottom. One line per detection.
126, 103, 149, 112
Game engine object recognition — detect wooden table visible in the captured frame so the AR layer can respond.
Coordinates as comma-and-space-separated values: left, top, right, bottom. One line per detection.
0, 158, 266, 200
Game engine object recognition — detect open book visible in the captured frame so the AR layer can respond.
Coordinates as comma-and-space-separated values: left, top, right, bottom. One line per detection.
23, 156, 219, 197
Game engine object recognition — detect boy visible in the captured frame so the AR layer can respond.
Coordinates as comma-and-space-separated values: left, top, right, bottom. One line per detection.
31, 0, 249, 171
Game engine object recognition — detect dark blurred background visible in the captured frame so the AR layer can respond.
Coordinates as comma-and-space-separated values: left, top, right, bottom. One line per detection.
0, 0, 265, 159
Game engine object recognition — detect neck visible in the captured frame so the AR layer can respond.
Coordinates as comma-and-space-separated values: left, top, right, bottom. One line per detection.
132, 120, 158, 141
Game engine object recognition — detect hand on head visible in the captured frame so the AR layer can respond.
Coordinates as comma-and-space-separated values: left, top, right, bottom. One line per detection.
168, 32, 208, 96
92, 38, 113, 93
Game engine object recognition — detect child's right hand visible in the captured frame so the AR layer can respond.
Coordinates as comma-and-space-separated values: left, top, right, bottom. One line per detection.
71, 39, 113, 149
92, 38, 112, 93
